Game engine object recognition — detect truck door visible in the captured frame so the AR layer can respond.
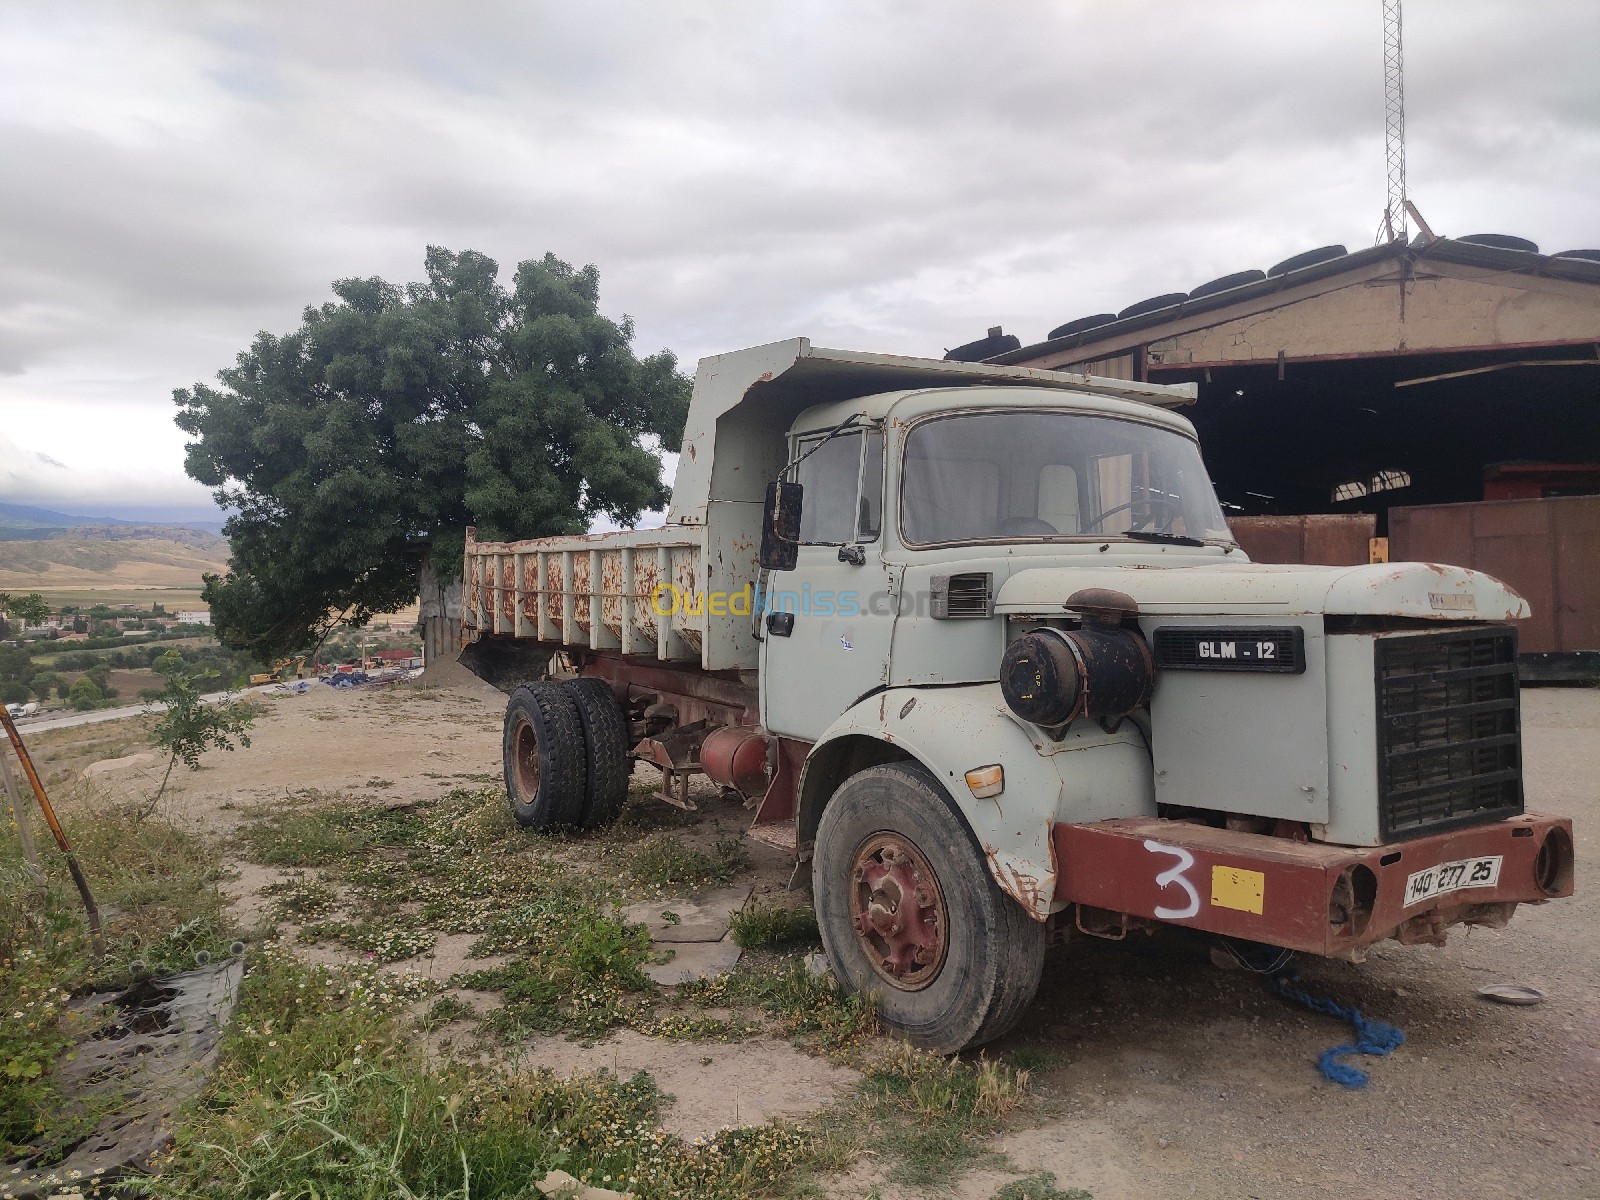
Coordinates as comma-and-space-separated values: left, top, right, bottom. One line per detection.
759, 427, 893, 740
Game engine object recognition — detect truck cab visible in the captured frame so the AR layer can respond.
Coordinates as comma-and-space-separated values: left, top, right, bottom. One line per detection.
460, 339, 1575, 1053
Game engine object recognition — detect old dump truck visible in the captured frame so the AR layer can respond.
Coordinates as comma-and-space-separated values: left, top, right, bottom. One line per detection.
459, 338, 1575, 1053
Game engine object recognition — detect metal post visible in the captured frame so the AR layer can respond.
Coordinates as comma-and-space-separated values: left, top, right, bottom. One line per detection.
0, 706, 105, 957
1379, 0, 1408, 243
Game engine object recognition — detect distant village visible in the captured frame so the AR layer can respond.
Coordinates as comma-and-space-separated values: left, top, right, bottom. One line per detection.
2, 601, 212, 643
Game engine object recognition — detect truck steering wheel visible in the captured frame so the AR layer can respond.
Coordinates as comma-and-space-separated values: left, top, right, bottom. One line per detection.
1085, 496, 1179, 533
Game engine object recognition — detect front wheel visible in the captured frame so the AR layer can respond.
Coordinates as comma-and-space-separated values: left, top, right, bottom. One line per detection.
813, 762, 1047, 1053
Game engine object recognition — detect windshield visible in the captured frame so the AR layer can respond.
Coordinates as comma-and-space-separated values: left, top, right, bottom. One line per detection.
899, 410, 1233, 546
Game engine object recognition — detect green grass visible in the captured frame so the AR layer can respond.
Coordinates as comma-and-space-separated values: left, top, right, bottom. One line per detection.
826, 1045, 1033, 1189
681, 959, 879, 1054
237, 798, 424, 867
0, 864, 99, 1160
627, 832, 749, 890
465, 895, 654, 1040
729, 899, 821, 950
4, 768, 1068, 1197
993, 1173, 1094, 1200
298, 917, 438, 964
261, 874, 337, 920
421, 994, 477, 1030
156, 948, 813, 1200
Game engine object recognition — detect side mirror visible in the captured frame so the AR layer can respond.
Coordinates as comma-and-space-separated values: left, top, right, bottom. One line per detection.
759, 481, 803, 571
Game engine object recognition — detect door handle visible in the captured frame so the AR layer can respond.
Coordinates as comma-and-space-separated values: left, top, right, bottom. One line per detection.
766, 612, 795, 637
838, 544, 866, 565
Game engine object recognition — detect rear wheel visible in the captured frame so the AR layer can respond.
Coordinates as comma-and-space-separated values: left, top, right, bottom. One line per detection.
502, 683, 587, 831
813, 762, 1047, 1053
565, 677, 631, 829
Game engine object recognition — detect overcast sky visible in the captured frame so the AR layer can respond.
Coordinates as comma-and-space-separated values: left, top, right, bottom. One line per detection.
2, 0, 1597, 523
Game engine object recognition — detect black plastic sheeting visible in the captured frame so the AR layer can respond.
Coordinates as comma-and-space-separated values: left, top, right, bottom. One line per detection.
4, 960, 244, 1198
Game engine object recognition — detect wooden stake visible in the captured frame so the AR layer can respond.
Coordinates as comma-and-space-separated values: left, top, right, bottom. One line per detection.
0, 748, 42, 883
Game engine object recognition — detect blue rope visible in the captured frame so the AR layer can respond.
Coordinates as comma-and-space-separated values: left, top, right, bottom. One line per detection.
1270, 965, 1406, 1089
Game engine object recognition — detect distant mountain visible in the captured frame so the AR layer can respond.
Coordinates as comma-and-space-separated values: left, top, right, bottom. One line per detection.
0, 502, 225, 540
0, 524, 231, 592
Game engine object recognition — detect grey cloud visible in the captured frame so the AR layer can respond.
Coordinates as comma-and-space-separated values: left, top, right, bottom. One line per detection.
0, 0, 1595, 518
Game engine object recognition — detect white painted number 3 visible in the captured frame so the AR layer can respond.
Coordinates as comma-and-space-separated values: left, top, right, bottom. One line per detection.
1142, 839, 1201, 920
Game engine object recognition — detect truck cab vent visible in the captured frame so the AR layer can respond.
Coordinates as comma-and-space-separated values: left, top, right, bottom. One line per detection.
931, 572, 993, 619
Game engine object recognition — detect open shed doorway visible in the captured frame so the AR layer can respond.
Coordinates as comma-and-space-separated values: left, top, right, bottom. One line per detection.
1166, 346, 1600, 532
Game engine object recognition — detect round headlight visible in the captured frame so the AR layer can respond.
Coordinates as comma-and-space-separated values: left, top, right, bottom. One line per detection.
1000, 625, 1154, 729
1000, 629, 1085, 727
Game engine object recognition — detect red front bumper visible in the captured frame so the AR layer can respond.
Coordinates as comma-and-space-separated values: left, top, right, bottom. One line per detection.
1053, 812, 1574, 956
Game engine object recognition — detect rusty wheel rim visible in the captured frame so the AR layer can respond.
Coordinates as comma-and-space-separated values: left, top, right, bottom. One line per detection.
513, 718, 541, 799
847, 832, 948, 991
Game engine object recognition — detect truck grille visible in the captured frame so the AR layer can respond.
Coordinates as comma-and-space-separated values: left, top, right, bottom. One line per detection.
1375, 625, 1522, 839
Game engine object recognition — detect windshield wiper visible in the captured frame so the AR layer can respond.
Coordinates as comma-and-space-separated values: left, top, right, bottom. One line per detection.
1122, 530, 1207, 547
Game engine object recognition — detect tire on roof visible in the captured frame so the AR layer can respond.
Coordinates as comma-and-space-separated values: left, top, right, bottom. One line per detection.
1457, 233, 1540, 254
1267, 244, 1348, 277
943, 332, 1021, 362
1046, 312, 1117, 340
1551, 248, 1600, 263
1188, 269, 1266, 300
1116, 292, 1187, 320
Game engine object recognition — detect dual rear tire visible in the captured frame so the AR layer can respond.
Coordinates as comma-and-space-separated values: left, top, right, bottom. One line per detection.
502, 678, 630, 831
505, 692, 1046, 1052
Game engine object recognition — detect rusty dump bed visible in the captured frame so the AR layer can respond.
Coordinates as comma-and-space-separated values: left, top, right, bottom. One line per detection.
1053, 812, 1575, 956
462, 525, 715, 665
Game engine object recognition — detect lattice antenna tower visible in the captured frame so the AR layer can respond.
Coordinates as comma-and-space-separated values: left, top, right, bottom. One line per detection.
1379, 0, 1408, 243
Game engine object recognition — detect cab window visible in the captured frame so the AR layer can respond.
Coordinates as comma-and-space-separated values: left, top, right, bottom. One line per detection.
796, 429, 884, 545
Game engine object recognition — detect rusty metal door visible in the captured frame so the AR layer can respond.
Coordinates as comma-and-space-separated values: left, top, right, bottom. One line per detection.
1228, 514, 1376, 566
1390, 495, 1600, 653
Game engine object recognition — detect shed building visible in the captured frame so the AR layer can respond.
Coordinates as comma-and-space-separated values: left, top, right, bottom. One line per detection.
982, 234, 1600, 672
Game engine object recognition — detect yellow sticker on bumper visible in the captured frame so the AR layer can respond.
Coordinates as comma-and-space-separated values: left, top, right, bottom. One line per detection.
1211, 866, 1265, 915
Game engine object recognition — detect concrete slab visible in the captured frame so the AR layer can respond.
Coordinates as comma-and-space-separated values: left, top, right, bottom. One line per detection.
643, 936, 742, 985
621, 884, 752, 944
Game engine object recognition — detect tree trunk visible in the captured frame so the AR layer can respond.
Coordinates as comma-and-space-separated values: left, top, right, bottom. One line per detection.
417, 550, 463, 669
140, 754, 179, 822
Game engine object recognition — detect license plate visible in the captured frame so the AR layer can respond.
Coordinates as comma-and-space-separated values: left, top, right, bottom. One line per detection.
1403, 856, 1502, 907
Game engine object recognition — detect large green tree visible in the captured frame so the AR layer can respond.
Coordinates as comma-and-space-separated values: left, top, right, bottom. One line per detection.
175, 248, 690, 657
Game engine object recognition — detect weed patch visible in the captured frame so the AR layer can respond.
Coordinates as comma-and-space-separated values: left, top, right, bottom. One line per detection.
421, 994, 477, 1030
844, 1044, 1031, 1187
262, 874, 337, 920
993, 1173, 1094, 1200
729, 900, 820, 950
0, 869, 100, 1160
160, 949, 812, 1200
299, 918, 437, 964
628, 833, 748, 891
464, 898, 653, 1039
237, 798, 425, 868
682, 960, 878, 1054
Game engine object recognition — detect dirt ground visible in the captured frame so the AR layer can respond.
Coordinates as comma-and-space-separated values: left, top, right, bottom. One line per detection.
30, 672, 1599, 1199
